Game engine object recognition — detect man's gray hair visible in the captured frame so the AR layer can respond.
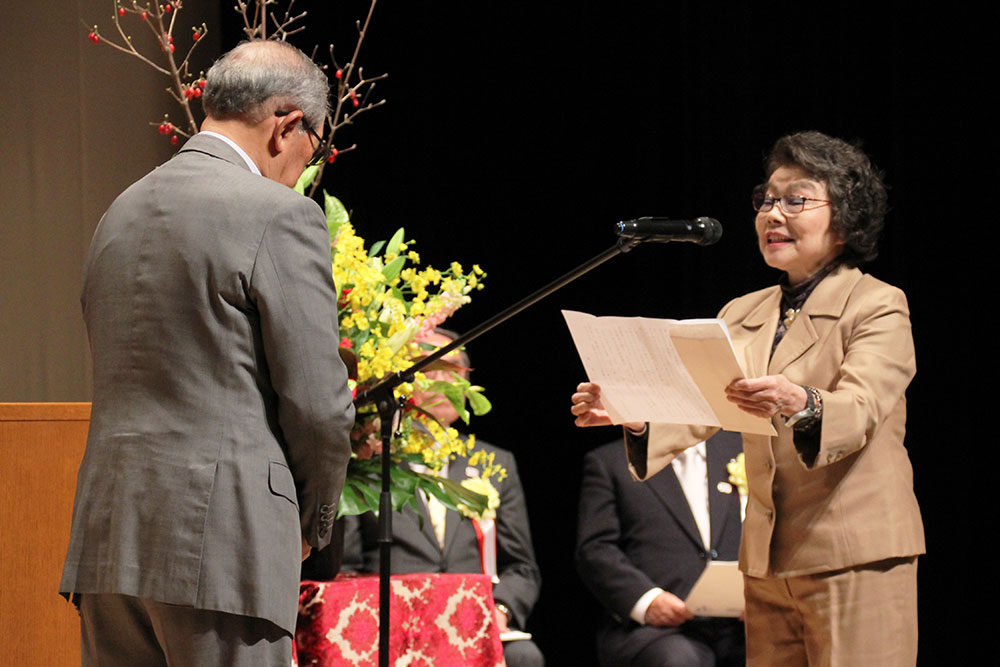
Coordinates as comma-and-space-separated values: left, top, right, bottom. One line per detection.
202, 40, 330, 130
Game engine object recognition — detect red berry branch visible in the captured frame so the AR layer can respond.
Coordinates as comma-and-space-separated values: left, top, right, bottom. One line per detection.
232, 0, 387, 194
84, 2, 208, 140
305, 0, 387, 195
84, 0, 386, 192
234, 0, 308, 41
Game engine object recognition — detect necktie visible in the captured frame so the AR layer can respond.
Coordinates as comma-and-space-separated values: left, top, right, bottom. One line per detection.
427, 494, 447, 547
672, 442, 711, 550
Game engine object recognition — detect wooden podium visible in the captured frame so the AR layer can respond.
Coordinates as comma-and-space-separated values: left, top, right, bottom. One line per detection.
0, 403, 90, 666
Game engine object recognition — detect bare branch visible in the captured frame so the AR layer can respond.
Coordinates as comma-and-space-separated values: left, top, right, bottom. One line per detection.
89, 0, 386, 165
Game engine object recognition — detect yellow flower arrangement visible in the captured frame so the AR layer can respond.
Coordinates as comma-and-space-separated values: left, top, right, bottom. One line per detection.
296, 169, 502, 519
726, 452, 748, 522
726, 452, 747, 497
457, 476, 501, 521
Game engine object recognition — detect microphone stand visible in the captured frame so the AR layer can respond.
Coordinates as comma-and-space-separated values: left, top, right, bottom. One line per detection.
354, 234, 644, 667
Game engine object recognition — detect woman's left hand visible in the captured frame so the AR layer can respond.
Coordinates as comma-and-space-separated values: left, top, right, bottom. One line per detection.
726, 375, 808, 419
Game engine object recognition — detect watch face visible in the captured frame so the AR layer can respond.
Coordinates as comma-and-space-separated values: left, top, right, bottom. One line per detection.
785, 407, 815, 428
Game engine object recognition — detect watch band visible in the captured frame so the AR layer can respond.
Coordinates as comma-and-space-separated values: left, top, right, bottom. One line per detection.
785, 385, 821, 428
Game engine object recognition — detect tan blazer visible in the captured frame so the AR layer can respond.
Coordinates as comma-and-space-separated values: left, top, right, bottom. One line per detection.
631, 265, 924, 578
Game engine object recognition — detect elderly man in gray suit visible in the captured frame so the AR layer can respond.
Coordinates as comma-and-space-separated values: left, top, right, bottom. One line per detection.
59, 40, 356, 666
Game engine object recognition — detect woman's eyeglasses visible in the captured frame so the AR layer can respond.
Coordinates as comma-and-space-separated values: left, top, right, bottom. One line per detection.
752, 189, 830, 214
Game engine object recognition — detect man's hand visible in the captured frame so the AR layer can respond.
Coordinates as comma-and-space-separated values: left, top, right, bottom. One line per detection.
494, 607, 510, 634
725, 375, 807, 419
301, 537, 312, 562
571, 382, 645, 431
644, 591, 695, 627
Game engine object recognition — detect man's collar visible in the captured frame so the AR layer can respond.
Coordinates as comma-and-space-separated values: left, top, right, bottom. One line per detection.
197, 131, 261, 175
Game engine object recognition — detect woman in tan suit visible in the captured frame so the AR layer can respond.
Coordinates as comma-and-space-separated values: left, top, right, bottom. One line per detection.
572, 131, 923, 666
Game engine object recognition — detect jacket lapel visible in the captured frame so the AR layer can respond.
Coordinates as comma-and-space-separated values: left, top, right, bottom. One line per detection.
646, 465, 705, 550
441, 457, 470, 557
769, 266, 863, 374
707, 441, 737, 549
736, 288, 781, 378
404, 460, 445, 552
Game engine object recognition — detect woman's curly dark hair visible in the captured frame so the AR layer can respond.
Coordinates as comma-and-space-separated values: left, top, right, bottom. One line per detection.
765, 131, 888, 265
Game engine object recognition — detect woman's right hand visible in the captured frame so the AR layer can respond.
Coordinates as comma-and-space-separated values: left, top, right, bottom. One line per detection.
571, 382, 645, 432
571, 382, 611, 427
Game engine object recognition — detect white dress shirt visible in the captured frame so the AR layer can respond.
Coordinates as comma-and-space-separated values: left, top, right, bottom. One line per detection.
198, 131, 261, 175
629, 441, 710, 624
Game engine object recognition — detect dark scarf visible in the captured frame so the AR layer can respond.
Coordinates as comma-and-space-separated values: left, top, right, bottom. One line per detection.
772, 262, 840, 356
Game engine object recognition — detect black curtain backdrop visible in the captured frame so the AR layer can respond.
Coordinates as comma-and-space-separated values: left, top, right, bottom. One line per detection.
223, 2, 984, 663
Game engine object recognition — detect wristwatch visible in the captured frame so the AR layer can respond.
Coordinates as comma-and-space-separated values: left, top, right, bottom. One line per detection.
785, 386, 822, 428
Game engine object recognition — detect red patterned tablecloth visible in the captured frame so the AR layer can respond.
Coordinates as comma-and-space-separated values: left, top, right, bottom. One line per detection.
295, 573, 504, 666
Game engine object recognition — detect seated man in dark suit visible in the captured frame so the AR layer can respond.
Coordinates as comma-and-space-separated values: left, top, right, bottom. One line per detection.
342, 331, 544, 667
576, 431, 745, 667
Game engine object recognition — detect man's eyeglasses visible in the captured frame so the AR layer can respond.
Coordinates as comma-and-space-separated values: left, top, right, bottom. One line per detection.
752, 188, 831, 215
274, 110, 332, 166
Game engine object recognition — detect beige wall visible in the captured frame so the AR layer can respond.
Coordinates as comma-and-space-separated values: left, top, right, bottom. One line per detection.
0, 1, 218, 401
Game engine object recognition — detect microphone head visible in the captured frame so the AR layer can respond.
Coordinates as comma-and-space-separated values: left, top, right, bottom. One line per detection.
693, 217, 723, 246
615, 216, 723, 245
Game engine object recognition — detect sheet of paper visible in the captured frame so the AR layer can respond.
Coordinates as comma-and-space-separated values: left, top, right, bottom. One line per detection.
684, 560, 744, 618
562, 310, 774, 435
669, 324, 775, 435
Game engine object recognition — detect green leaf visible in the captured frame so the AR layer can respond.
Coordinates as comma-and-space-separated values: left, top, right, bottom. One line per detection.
354, 327, 371, 347
446, 384, 472, 424
368, 240, 386, 258
382, 255, 406, 282
392, 489, 417, 514
386, 227, 405, 256
388, 466, 420, 512
417, 476, 461, 513
466, 388, 492, 416
438, 477, 489, 512
294, 165, 320, 194
352, 476, 381, 508
337, 481, 378, 518
403, 493, 421, 515
325, 192, 349, 243
411, 472, 489, 516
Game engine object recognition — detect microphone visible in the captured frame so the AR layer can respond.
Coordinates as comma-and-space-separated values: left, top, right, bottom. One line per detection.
615, 217, 723, 246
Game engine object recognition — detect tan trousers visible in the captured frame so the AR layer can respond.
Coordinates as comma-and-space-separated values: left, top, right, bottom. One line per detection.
78, 593, 292, 667
744, 557, 918, 667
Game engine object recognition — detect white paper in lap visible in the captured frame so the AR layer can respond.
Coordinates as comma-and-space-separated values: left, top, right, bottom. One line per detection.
563, 310, 719, 426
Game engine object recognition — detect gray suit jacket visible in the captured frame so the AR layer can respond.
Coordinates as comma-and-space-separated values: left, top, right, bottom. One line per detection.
342, 442, 541, 630
60, 133, 356, 634
576, 432, 743, 666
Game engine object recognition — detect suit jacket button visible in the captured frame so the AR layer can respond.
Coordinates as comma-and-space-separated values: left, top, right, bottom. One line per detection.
710, 549, 719, 559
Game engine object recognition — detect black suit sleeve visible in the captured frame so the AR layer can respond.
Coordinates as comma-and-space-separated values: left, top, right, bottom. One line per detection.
492, 450, 542, 629
339, 514, 367, 573
575, 447, 660, 623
